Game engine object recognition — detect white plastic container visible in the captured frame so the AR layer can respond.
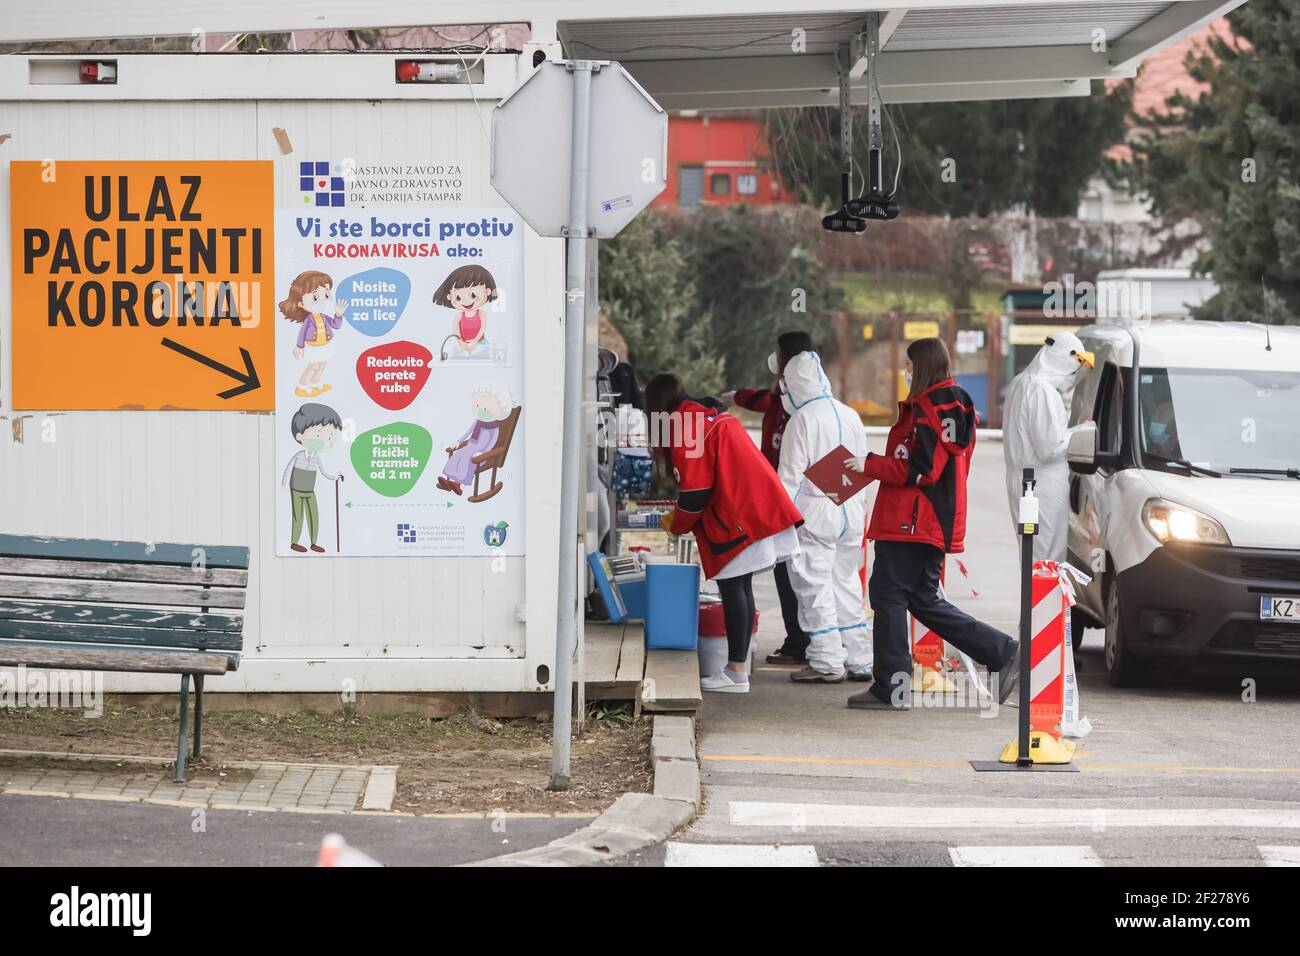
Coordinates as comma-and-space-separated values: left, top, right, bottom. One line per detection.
698, 635, 728, 677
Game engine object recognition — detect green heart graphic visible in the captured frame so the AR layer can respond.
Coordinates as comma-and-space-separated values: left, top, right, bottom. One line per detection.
350, 422, 433, 498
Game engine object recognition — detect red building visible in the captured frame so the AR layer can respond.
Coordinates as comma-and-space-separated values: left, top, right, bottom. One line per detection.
653, 112, 793, 208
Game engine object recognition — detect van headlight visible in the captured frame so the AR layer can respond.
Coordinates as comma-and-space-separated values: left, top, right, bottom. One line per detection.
1142, 499, 1231, 546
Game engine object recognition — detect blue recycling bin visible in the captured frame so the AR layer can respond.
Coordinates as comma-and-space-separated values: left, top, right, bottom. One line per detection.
644, 563, 700, 650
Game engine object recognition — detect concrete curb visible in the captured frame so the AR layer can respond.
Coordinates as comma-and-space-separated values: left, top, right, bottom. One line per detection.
463, 715, 700, 867
361, 766, 398, 811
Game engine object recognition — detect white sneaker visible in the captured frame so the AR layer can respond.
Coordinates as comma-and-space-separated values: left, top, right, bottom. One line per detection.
701, 670, 750, 694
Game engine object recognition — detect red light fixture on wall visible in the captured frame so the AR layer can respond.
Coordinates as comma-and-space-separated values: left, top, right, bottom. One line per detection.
79, 61, 117, 83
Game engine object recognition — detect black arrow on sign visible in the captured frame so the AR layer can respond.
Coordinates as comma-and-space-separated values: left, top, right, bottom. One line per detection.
160, 338, 262, 400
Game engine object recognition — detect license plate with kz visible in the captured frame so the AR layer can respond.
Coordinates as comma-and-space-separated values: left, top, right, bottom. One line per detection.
1260, 596, 1300, 622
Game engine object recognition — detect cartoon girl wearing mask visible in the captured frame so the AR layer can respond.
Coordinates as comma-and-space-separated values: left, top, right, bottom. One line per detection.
280, 270, 349, 397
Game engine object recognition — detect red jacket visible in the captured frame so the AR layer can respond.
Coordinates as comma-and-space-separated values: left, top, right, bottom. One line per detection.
733, 386, 789, 470
862, 379, 977, 553
666, 399, 804, 579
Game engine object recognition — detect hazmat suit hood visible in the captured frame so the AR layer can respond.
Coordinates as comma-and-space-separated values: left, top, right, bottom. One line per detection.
1002, 331, 1093, 563
780, 351, 833, 414
1024, 331, 1095, 394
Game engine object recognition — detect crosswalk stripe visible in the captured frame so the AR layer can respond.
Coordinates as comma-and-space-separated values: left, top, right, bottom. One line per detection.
658, 837, 1295, 867
728, 802, 1300, 830
1258, 845, 1300, 867
949, 845, 1103, 867
664, 842, 820, 867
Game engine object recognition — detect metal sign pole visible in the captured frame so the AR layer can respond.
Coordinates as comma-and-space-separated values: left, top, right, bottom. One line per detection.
1015, 467, 1035, 767
550, 60, 595, 790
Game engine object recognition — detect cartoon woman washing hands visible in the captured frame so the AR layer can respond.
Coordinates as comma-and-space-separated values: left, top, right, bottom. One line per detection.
280, 270, 349, 397
433, 265, 498, 356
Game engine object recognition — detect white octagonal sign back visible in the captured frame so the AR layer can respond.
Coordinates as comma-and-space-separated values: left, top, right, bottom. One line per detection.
491, 61, 668, 239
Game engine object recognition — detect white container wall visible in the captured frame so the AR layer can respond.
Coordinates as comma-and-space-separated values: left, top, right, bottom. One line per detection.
0, 54, 566, 693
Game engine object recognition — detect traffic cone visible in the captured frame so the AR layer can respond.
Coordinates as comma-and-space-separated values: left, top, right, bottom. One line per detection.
318, 833, 383, 867
910, 565, 958, 693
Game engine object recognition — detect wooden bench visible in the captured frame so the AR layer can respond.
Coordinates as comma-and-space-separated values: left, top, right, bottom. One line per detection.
0, 534, 249, 781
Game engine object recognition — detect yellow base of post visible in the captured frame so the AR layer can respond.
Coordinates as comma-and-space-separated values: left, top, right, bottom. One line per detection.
998, 731, 1076, 765
912, 664, 958, 693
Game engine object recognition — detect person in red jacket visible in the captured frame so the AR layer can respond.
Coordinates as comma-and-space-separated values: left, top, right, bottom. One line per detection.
721, 330, 813, 665
646, 373, 804, 694
843, 338, 1021, 711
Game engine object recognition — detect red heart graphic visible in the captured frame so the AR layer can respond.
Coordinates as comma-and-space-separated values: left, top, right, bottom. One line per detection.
318, 180, 326, 187
356, 341, 433, 410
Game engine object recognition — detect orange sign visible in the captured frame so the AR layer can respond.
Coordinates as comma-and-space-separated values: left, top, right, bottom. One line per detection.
9, 160, 275, 410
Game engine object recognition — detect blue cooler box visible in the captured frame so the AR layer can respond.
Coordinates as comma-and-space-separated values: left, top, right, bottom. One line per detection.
620, 578, 649, 621
644, 564, 700, 650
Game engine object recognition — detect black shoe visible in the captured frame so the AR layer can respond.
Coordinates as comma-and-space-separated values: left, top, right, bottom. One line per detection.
846, 669, 874, 683
992, 643, 1021, 705
847, 689, 909, 711
766, 650, 806, 665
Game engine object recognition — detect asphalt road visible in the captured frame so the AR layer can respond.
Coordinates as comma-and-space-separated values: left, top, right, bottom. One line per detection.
644, 438, 1300, 868
0, 795, 588, 867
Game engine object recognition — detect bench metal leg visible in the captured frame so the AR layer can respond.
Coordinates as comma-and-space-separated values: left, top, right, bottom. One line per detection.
175, 673, 191, 783
193, 674, 204, 758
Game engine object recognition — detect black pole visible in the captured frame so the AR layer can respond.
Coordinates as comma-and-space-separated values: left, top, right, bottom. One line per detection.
1017, 467, 1036, 767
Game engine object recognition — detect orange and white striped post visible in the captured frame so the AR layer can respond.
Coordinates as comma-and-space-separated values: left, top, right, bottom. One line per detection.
1028, 562, 1068, 740
973, 468, 1078, 771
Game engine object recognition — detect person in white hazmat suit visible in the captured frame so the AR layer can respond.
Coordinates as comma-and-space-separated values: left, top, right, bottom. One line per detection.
1002, 332, 1095, 562
777, 351, 873, 682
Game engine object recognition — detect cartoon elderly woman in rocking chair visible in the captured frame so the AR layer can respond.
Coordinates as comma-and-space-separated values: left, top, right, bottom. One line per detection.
437, 387, 521, 502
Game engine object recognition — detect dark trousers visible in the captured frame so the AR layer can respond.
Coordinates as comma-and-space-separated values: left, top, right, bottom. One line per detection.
868, 540, 1014, 703
773, 560, 809, 657
716, 572, 756, 664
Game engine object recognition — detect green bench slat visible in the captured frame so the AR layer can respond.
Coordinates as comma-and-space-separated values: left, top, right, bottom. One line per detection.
0, 600, 240, 632
0, 639, 238, 676
0, 557, 247, 588
0, 535, 248, 685
0, 620, 242, 652
0, 578, 245, 609
0, 535, 249, 570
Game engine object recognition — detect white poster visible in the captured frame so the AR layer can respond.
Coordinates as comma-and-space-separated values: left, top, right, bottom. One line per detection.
274, 208, 524, 556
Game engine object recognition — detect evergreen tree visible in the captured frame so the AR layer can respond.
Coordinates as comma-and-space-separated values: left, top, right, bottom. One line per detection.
597, 214, 724, 393
1126, 2, 1300, 324
670, 205, 843, 389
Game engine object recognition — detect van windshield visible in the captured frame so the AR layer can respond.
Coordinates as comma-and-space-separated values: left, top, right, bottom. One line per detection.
1139, 367, 1300, 476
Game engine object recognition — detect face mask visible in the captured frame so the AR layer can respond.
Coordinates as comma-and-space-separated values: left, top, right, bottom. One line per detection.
779, 377, 795, 415
1147, 422, 1168, 444
476, 407, 496, 422
303, 437, 327, 453
767, 352, 779, 376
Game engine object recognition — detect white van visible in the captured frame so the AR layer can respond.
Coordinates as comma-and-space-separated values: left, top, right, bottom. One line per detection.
1065, 320, 1300, 686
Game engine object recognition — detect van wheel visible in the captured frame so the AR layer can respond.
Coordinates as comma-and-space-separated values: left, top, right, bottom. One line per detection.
1104, 574, 1150, 687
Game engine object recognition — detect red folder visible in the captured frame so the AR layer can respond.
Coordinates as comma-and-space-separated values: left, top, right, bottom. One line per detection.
803, 444, 871, 504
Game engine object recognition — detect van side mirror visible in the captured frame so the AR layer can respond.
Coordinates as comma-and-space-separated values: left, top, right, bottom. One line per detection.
1068, 421, 1100, 475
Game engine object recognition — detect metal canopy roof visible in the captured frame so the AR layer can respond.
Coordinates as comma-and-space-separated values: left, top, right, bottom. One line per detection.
558, 1, 1247, 108
0, 0, 1248, 107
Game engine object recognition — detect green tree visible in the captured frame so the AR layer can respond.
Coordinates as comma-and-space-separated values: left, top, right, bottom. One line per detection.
598, 214, 724, 393
764, 81, 1132, 218
669, 205, 843, 389
1126, 2, 1300, 324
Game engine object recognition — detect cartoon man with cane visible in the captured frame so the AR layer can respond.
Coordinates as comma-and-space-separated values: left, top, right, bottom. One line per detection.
281, 403, 345, 553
